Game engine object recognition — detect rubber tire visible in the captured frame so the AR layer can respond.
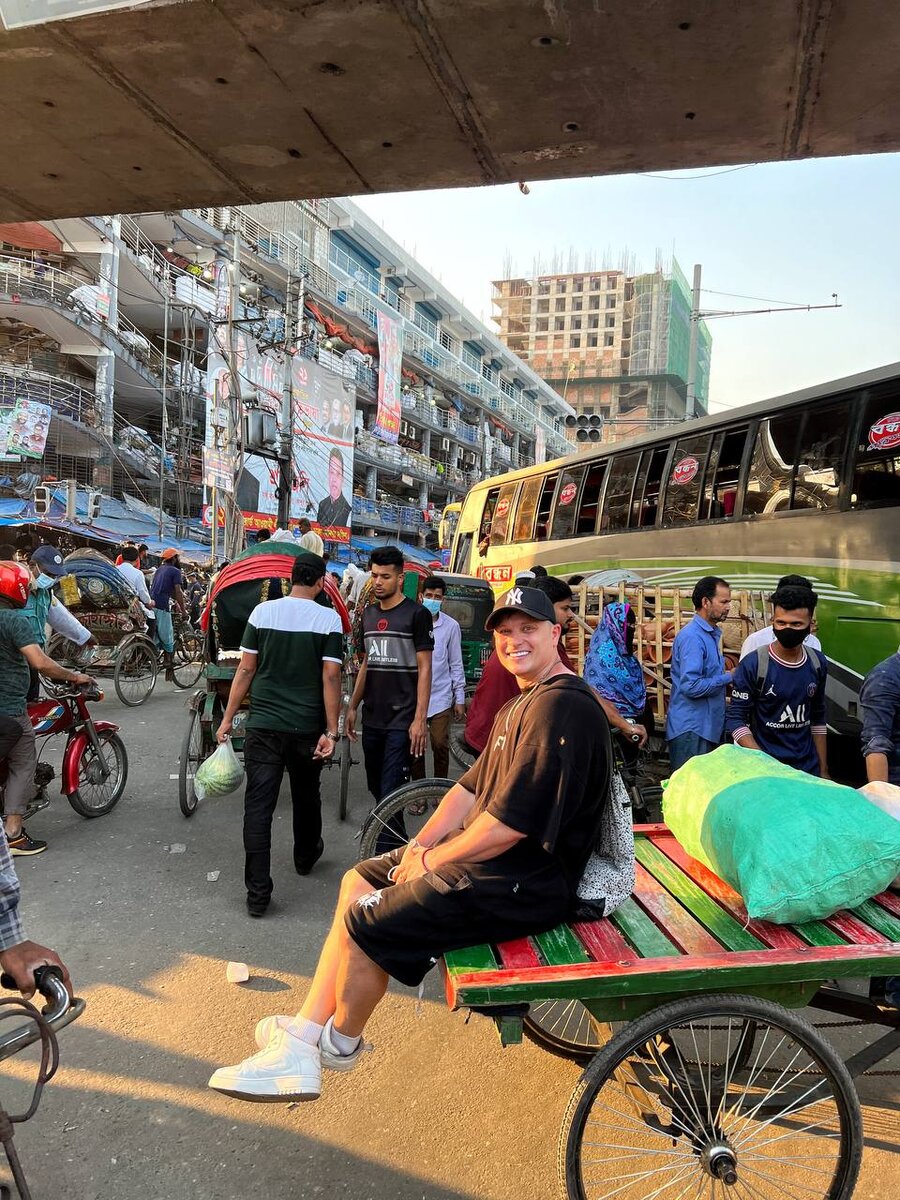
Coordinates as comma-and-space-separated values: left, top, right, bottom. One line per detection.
114, 637, 158, 707
449, 724, 476, 772
357, 778, 456, 860
178, 706, 205, 818
338, 735, 352, 822
559, 993, 863, 1200
171, 630, 204, 690
67, 730, 128, 818
523, 1003, 613, 1065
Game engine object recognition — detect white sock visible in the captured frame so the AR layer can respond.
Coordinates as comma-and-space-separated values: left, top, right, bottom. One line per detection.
286, 1015, 324, 1047
330, 1023, 361, 1056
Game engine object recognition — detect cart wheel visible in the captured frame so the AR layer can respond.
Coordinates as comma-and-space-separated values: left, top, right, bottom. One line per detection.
67, 731, 128, 818
524, 1002, 613, 1065
114, 637, 158, 706
178, 706, 205, 818
338, 735, 353, 822
559, 993, 862, 1200
171, 628, 204, 690
449, 724, 476, 772
357, 778, 455, 860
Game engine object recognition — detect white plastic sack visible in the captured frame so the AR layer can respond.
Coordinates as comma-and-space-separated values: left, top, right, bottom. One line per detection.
194, 739, 244, 801
859, 781, 900, 887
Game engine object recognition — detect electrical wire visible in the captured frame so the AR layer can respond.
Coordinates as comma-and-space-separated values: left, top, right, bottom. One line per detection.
641, 164, 756, 180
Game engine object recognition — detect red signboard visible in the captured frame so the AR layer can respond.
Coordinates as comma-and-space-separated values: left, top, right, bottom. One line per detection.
671, 456, 700, 485
559, 482, 578, 506
480, 564, 513, 585
868, 413, 900, 451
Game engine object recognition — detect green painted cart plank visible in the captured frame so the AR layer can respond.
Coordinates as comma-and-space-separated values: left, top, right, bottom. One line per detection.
850, 897, 900, 943
610, 898, 680, 959
444, 942, 498, 974
533, 924, 592, 966
635, 839, 763, 953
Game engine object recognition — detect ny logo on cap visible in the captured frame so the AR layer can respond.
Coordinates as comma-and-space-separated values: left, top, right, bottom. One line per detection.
505, 587, 523, 606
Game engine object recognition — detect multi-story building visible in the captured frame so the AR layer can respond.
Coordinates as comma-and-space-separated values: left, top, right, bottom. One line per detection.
493, 259, 712, 446
0, 201, 573, 557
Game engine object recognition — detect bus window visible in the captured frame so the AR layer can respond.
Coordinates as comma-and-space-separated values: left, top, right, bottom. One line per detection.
743, 413, 802, 515
662, 434, 713, 525
575, 460, 608, 535
851, 393, 900, 507
476, 486, 500, 556
631, 445, 669, 528
535, 471, 559, 540
701, 427, 748, 519
604, 453, 641, 530
550, 465, 586, 540
512, 475, 544, 542
452, 531, 474, 574
489, 481, 520, 545
793, 403, 850, 510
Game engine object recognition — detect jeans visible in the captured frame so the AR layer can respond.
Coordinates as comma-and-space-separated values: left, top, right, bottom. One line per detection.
411, 708, 452, 781
667, 731, 719, 772
242, 728, 324, 906
362, 727, 412, 854
0, 714, 36, 817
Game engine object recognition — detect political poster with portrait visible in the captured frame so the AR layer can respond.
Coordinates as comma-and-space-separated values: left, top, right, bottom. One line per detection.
290, 357, 355, 544
5, 398, 52, 459
374, 310, 402, 444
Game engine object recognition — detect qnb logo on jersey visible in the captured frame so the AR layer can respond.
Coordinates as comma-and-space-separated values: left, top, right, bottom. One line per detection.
505, 587, 523, 607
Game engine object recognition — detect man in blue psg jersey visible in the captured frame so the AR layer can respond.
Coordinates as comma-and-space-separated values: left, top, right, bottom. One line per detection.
726, 585, 829, 777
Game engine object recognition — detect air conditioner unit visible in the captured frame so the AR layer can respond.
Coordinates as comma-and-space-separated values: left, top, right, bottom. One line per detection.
440, 437, 451, 452
400, 420, 408, 436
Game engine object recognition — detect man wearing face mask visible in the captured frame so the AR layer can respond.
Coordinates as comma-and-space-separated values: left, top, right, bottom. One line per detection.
23, 546, 94, 702
726, 585, 829, 777
411, 576, 465, 782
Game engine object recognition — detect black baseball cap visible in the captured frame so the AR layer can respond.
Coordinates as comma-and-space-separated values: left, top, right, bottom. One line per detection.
485, 585, 558, 631
30, 545, 69, 578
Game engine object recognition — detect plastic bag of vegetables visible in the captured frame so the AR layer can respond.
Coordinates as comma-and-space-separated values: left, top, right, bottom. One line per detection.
194, 739, 245, 801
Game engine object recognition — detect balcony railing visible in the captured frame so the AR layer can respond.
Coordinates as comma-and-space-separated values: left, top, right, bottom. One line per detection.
352, 495, 424, 531
355, 429, 467, 489
0, 364, 98, 427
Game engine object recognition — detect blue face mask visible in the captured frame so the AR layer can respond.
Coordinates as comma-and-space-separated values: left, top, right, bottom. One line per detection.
422, 598, 442, 615
35, 573, 56, 589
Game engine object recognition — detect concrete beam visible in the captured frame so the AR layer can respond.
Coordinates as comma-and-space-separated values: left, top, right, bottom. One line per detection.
0, 1, 897, 221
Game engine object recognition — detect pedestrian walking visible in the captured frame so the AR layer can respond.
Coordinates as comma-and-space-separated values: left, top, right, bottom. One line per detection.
860, 647, 900, 786
411, 576, 465, 783
346, 547, 433, 804
297, 518, 324, 557
216, 553, 342, 918
666, 576, 733, 771
740, 574, 822, 659
727, 585, 828, 776
149, 548, 187, 666
208, 584, 616, 1104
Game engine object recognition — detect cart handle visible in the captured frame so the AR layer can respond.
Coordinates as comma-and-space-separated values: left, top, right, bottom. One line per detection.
0, 967, 85, 1063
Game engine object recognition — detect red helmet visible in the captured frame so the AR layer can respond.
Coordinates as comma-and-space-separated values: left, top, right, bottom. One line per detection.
0, 561, 30, 608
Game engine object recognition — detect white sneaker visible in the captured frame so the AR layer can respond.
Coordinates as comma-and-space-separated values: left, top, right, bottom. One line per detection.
254, 1015, 370, 1073
208, 1030, 321, 1102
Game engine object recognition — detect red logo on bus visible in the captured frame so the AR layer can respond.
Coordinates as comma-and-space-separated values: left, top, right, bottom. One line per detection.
868, 413, 900, 450
559, 482, 578, 506
481, 565, 513, 584
671, 456, 699, 485
495, 497, 511, 518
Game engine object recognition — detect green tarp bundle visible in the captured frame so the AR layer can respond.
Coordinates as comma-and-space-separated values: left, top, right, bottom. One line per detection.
663, 745, 900, 924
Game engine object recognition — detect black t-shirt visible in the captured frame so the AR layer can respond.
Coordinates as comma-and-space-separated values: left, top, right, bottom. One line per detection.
362, 598, 434, 730
457, 675, 610, 893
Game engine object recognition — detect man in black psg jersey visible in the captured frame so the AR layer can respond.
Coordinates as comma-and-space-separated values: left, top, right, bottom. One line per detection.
209, 585, 612, 1103
346, 546, 433, 803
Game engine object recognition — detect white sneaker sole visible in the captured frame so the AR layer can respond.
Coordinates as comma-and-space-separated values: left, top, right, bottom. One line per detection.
208, 1075, 320, 1103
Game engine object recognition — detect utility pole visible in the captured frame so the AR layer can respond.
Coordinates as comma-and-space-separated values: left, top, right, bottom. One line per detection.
158, 288, 169, 540
222, 230, 245, 560
277, 274, 304, 529
685, 262, 702, 421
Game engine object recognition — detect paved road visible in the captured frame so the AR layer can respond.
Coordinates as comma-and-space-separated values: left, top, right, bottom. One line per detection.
0, 687, 897, 1199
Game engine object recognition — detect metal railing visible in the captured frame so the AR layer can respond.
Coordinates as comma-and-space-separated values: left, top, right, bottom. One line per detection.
352, 495, 425, 530
0, 363, 98, 427
355, 429, 466, 489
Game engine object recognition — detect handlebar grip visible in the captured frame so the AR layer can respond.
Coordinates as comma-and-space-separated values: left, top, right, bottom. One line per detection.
1, 964, 63, 995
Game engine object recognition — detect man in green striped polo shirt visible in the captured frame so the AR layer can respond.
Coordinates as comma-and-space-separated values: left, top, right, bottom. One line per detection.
217, 553, 343, 917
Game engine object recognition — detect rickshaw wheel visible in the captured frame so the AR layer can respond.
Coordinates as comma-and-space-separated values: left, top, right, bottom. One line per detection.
338, 735, 353, 821
357, 778, 455, 860
114, 636, 158, 706
171, 627, 204, 689
559, 993, 862, 1200
524, 1002, 613, 1065
178, 705, 205, 818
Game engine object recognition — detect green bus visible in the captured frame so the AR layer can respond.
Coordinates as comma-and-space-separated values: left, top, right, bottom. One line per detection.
450, 362, 900, 742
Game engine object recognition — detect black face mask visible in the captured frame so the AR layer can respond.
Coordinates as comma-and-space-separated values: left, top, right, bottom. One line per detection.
773, 626, 810, 649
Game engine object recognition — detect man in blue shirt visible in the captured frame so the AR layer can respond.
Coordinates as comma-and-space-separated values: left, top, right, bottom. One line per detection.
727, 585, 829, 776
149, 548, 186, 660
666, 576, 732, 771
860, 648, 900, 786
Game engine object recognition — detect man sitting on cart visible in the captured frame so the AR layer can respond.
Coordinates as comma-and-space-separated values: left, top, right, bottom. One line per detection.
209, 585, 613, 1103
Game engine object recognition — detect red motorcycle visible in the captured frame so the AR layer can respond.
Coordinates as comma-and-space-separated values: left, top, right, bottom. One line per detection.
2, 685, 128, 821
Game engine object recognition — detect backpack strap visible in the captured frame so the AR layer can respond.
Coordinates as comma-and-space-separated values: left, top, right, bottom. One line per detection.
755, 643, 769, 694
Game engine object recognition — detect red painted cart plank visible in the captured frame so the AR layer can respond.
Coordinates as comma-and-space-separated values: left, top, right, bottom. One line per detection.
875, 890, 900, 918
572, 919, 633, 963
822, 910, 890, 946
632, 863, 724, 955
496, 939, 542, 970
649, 834, 807, 950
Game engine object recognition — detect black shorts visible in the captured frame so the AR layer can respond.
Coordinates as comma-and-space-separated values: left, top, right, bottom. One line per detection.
345, 848, 571, 988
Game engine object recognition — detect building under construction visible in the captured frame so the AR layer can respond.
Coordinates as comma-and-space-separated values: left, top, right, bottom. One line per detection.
493, 258, 712, 445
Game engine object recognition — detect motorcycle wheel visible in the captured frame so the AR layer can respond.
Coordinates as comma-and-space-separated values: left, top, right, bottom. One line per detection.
67, 731, 128, 818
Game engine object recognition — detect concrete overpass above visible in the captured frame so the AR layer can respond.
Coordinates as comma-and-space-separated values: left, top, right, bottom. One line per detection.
0, 0, 897, 222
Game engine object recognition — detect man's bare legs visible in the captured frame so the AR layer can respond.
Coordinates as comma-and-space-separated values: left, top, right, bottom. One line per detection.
296, 867, 385, 1029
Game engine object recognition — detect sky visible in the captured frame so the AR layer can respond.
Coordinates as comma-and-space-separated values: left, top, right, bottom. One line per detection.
352, 152, 900, 415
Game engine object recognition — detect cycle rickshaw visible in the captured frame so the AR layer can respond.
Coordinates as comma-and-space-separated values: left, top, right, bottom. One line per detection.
178, 543, 351, 818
